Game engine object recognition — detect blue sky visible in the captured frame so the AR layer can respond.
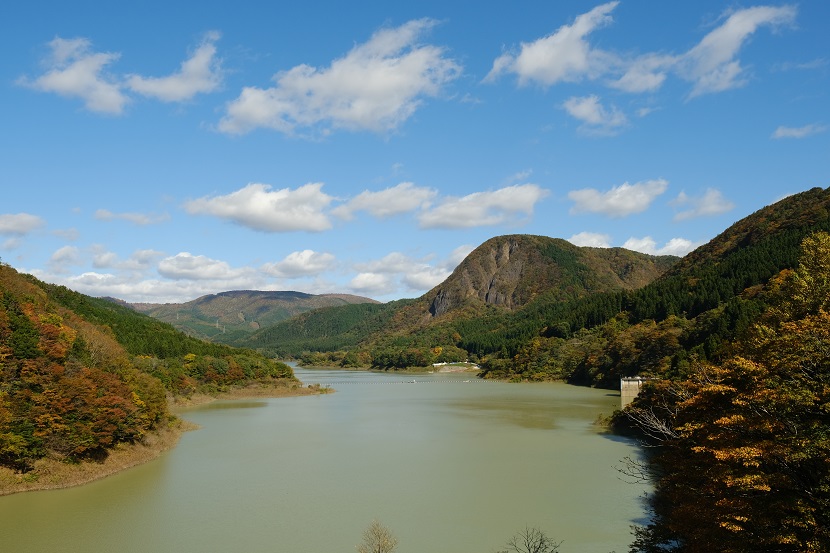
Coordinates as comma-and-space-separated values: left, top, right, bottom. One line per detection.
1, 1, 828, 303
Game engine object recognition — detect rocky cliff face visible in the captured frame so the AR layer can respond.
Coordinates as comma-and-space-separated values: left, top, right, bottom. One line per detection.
426, 235, 675, 318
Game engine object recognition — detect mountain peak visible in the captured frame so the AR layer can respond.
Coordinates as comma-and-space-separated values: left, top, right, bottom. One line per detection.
426, 234, 675, 317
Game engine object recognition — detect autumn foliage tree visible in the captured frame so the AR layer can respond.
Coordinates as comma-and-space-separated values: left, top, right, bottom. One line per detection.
627, 232, 830, 552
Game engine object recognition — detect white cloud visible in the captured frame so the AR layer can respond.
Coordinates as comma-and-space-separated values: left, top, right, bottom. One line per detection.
126, 32, 222, 102
55, 271, 257, 304
679, 6, 797, 97
486, 4, 796, 100
349, 250, 462, 296
48, 245, 83, 273
262, 250, 336, 278
125, 249, 165, 269
18, 37, 128, 114
562, 95, 627, 134
403, 265, 453, 291
568, 232, 612, 248
568, 179, 668, 217
446, 244, 474, 268
771, 124, 827, 139
418, 184, 549, 229
349, 272, 395, 296
218, 19, 461, 135
184, 182, 334, 232
92, 248, 119, 269
485, 2, 618, 86
332, 182, 437, 220
95, 209, 169, 225
158, 252, 249, 281
610, 53, 675, 93
0, 213, 45, 235
671, 188, 735, 221
623, 236, 697, 257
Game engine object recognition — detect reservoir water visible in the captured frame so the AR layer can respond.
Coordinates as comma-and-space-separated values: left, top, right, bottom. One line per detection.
0, 368, 649, 552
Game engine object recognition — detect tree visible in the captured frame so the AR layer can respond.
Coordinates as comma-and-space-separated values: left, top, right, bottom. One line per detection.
498, 527, 562, 553
626, 232, 830, 551
356, 520, 398, 553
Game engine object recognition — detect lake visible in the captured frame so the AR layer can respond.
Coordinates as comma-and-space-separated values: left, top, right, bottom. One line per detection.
0, 368, 649, 552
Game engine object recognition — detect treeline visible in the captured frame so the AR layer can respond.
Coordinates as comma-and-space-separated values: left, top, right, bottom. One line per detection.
0, 265, 294, 472
242, 301, 407, 357
619, 232, 830, 551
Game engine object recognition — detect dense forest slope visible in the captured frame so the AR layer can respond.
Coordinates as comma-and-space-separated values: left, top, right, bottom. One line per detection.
240, 187, 830, 380
0, 264, 295, 473
128, 290, 377, 344
619, 229, 830, 551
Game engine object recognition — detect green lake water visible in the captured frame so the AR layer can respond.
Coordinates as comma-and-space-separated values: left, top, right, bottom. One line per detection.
0, 368, 650, 552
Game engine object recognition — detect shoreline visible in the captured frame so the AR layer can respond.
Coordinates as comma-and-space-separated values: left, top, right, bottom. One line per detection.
0, 381, 326, 496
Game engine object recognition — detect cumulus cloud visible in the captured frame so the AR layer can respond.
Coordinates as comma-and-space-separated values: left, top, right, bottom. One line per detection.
158, 252, 249, 280
53, 271, 257, 304
562, 95, 627, 134
671, 188, 735, 221
262, 250, 336, 278
18, 37, 128, 114
623, 236, 697, 257
348, 250, 463, 297
0, 213, 45, 235
678, 5, 797, 97
92, 248, 119, 269
568, 232, 612, 248
486, 4, 796, 100
485, 2, 618, 86
349, 272, 395, 296
332, 182, 437, 220
48, 245, 83, 273
218, 19, 461, 135
771, 123, 827, 139
95, 209, 169, 225
418, 184, 549, 229
126, 31, 222, 102
184, 183, 334, 232
568, 179, 668, 217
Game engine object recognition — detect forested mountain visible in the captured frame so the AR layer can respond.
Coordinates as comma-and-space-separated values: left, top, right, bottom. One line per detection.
618, 228, 830, 551
424, 235, 676, 316
0, 264, 295, 473
241, 234, 677, 364
242, 187, 830, 381
128, 290, 377, 344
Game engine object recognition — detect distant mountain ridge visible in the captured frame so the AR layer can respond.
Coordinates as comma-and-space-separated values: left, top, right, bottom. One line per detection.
129, 290, 378, 343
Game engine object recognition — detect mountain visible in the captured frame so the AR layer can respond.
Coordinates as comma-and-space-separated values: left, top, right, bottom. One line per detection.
424, 234, 676, 317
242, 235, 677, 358
129, 290, 378, 344
242, 187, 830, 377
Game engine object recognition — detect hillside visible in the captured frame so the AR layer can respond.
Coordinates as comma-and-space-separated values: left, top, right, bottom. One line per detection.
243, 235, 677, 361
425, 234, 676, 317
130, 290, 378, 344
0, 263, 297, 476
244, 187, 830, 378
